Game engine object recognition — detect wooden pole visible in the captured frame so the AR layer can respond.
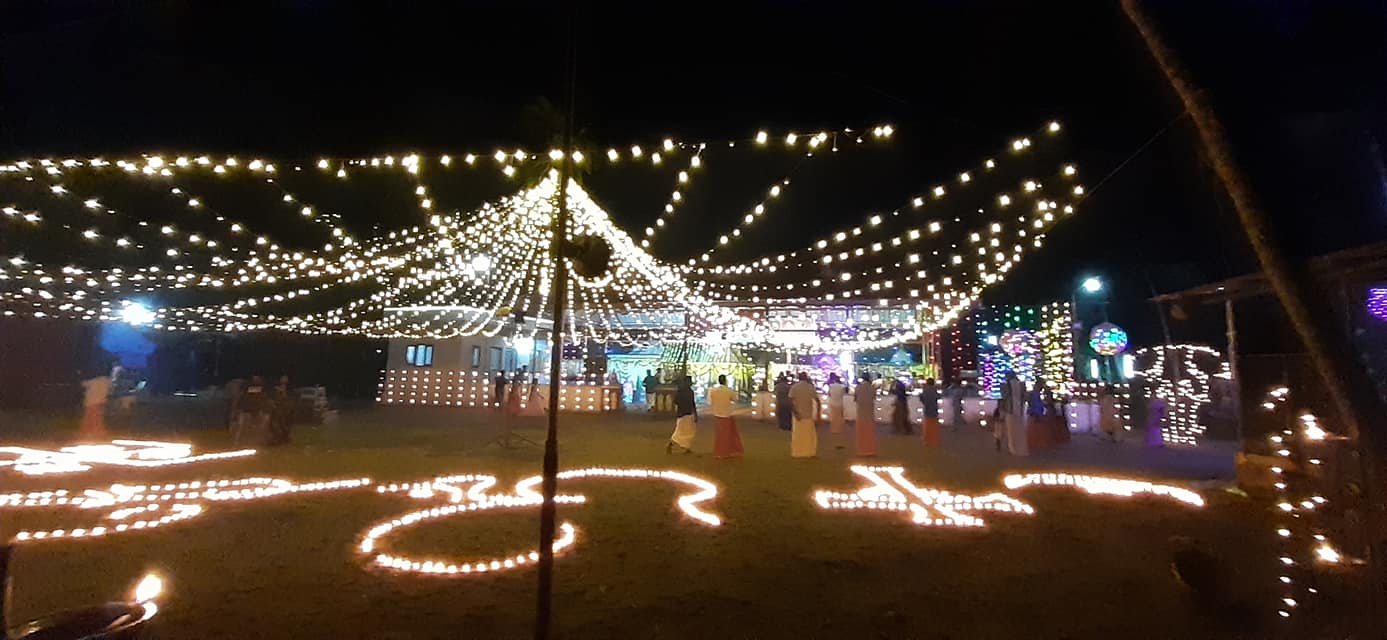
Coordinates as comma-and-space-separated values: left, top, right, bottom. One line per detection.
1224, 298, 1243, 442
1123, 0, 1387, 623
534, 6, 577, 638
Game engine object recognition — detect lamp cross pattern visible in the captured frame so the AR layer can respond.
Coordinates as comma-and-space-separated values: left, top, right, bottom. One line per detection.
814, 465, 1034, 528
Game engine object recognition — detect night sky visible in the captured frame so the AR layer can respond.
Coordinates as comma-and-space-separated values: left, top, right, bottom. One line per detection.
2, 0, 1384, 350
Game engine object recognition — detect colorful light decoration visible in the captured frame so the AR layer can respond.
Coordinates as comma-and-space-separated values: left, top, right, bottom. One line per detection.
998, 329, 1034, 357
359, 467, 722, 577
814, 466, 1035, 528
0, 439, 256, 476
5, 475, 372, 543
1087, 322, 1128, 356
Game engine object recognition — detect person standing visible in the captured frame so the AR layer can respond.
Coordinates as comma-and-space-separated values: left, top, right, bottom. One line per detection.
826, 373, 847, 449
641, 369, 657, 405
998, 372, 1029, 456
493, 371, 507, 409
890, 379, 913, 435
1098, 385, 1121, 442
667, 376, 697, 454
788, 372, 820, 458
709, 374, 743, 458
234, 376, 271, 446
853, 375, 878, 456
78, 366, 112, 441
773, 373, 792, 431
919, 378, 941, 448
270, 375, 293, 446
949, 382, 966, 430
223, 376, 245, 432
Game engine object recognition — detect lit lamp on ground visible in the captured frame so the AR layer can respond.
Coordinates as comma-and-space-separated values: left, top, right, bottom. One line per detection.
1, 544, 164, 639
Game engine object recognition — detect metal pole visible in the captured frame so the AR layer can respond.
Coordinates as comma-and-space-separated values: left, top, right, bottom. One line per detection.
534, 7, 577, 638
1224, 298, 1243, 442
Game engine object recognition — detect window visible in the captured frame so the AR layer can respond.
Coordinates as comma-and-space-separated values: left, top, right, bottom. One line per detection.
406, 343, 433, 367
489, 347, 503, 371
470, 346, 482, 369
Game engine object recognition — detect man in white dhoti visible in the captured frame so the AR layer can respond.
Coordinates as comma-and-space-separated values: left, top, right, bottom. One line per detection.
998, 372, 1029, 456
667, 376, 698, 454
788, 372, 820, 458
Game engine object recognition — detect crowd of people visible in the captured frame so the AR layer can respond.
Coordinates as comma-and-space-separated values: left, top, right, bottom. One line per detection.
224, 375, 296, 447
664, 369, 1120, 459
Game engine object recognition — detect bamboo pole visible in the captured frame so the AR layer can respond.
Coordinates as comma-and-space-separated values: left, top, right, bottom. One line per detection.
1122, 0, 1386, 623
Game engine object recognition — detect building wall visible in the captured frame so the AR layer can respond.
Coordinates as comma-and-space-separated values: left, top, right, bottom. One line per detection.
386, 335, 549, 375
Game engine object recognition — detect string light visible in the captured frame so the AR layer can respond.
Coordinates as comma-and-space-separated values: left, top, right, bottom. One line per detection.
1130, 345, 1230, 446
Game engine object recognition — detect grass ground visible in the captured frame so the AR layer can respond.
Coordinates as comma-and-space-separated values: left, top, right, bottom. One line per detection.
0, 402, 1320, 639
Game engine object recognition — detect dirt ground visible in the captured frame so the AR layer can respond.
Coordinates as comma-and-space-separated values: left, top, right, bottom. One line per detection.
0, 402, 1354, 638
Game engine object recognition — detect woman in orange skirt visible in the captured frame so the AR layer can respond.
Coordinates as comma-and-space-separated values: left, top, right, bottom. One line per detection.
853, 376, 878, 456
919, 378, 941, 447
709, 375, 743, 458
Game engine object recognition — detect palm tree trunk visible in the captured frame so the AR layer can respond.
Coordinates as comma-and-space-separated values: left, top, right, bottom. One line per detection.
1122, 0, 1387, 621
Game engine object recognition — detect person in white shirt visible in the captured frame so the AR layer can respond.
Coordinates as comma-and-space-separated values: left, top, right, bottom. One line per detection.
788, 372, 820, 458
826, 373, 848, 450
708, 374, 743, 458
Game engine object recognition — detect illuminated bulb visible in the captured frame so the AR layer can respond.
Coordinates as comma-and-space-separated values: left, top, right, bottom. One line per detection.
607, 149, 619, 161
549, 149, 563, 161
755, 131, 768, 145
630, 145, 643, 158
786, 133, 797, 145
1048, 121, 1061, 132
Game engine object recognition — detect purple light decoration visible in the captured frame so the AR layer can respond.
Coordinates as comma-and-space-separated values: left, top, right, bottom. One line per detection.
1368, 287, 1387, 322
